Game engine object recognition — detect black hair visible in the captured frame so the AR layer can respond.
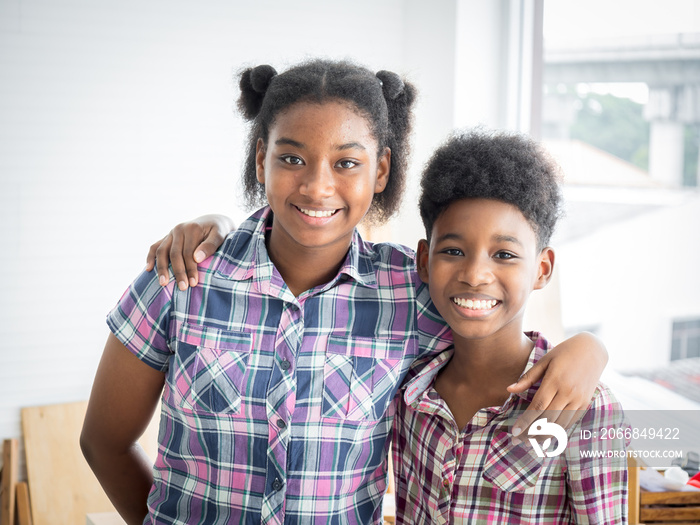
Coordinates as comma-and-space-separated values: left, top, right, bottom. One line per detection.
237, 59, 416, 223
419, 129, 563, 250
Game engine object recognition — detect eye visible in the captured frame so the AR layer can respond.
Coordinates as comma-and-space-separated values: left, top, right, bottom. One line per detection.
336, 159, 359, 169
441, 248, 464, 257
494, 251, 517, 260
281, 155, 304, 165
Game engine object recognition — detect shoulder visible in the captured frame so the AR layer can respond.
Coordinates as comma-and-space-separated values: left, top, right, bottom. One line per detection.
588, 381, 625, 415
203, 208, 267, 278
344, 234, 422, 293
366, 239, 416, 264
577, 381, 627, 441
361, 238, 417, 276
219, 208, 266, 258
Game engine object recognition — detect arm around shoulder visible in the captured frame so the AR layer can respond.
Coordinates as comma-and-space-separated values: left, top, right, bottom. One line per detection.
81, 333, 165, 525
145, 214, 236, 290
508, 332, 608, 434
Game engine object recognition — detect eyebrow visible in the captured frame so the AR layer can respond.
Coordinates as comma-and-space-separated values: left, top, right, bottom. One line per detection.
275, 138, 305, 149
493, 234, 524, 247
336, 142, 366, 151
434, 232, 524, 247
274, 138, 367, 152
434, 232, 463, 244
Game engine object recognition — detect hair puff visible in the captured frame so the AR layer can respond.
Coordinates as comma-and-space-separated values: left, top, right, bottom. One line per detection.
237, 65, 277, 121
250, 64, 277, 93
376, 70, 404, 100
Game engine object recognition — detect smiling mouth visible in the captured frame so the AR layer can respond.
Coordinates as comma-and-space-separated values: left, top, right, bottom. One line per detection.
295, 206, 339, 218
452, 298, 500, 311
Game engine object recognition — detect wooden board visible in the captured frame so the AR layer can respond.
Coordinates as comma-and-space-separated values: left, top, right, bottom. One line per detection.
628, 455, 641, 524
21, 401, 160, 525
85, 512, 126, 525
1, 439, 19, 525
16, 482, 32, 525
640, 505, 700, 522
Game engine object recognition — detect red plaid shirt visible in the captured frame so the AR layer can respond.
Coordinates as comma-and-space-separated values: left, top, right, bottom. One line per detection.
392, 332, 629, 524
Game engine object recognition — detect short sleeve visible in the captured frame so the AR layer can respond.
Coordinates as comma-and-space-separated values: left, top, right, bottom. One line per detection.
106, 269, 176, 372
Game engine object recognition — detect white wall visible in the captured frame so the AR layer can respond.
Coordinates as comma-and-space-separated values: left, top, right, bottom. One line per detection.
557, 192, 700, 371
1, 0, 481, 471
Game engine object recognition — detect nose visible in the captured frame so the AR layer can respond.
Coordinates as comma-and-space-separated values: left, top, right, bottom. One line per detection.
299, 161, 335, 200
458, 254, 494, 287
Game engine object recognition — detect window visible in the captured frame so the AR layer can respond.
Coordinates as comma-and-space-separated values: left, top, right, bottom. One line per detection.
671, 318, 700, 361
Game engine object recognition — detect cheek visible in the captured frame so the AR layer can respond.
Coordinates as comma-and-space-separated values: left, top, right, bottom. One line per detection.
504, 269, 535, 302
264, 172, 292, 198
341, 178, 379, 213
428, 264, 452, 296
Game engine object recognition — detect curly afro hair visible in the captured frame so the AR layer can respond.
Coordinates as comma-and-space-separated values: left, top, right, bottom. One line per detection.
236, 59, 417, 224
419, 129, 563, 249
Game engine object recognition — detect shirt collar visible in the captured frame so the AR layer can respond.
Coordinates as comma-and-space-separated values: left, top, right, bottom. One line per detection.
403, 331, 552, 407
514, 331, 551, 403
403, 349, 453, 406
213, 206, 378, 290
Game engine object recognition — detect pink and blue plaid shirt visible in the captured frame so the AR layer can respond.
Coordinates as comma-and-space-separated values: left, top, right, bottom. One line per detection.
392, 332, 629, 525
107, 206, 451, 525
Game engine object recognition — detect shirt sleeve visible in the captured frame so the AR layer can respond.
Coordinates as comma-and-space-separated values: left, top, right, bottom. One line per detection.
565, 383, 629, 524
106, 268, 176, 372
413, 277, 452, 365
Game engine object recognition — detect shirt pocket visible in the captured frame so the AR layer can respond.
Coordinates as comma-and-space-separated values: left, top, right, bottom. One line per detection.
175, 323, 252, 415
481, 430, 546, 492
322, 335, 406, 422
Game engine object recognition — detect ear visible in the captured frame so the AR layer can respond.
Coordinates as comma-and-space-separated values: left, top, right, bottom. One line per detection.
416, 239, 430, 284
533, 247, 555, 290
255, 138, 266, 184
374, 147, 391, 194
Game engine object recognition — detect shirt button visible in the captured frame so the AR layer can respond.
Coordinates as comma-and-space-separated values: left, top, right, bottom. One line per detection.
272, 478, 283, 491
280, 359, 291, 371
276, 418, 286, 429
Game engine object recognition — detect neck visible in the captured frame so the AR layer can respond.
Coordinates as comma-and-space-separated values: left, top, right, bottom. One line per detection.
266, 222, 352, 297
446, 324, 534, 395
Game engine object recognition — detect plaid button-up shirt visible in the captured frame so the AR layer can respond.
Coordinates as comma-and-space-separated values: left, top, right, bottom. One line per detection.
392, 332, 629, 525
107, 206, 451, 525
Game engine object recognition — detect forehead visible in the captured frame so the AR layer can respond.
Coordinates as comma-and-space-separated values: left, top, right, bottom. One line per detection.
269, 100, 378, 148
433, 198, 538, 243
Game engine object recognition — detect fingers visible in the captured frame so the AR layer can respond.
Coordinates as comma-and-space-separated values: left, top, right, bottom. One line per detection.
194, 224, 228, 264
181, 229, 202, 288
511, 383, 590, 444
154, 234, 173, 286
512, 389, 559, 442
145, 241, 159, 272
194, 240, 219, 264
168, 225, 189, 291
147, 215, 233, 290
507, 354, 550, 393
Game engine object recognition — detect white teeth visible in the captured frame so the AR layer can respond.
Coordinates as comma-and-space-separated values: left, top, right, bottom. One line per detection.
299, 207, 335, 218
452, 298, 498, 310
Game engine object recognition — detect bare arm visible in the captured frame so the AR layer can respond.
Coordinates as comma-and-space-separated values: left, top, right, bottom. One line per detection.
507, 332, 608, 436
80, 333, 166, 525
145, 214, 235, 290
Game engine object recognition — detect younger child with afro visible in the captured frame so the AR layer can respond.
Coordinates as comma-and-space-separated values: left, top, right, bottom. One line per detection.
392, 129, 628, 524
